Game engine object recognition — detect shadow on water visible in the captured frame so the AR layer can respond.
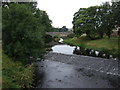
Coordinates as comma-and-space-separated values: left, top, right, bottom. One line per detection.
35, 65, 45, 88
73, 46, 117, 60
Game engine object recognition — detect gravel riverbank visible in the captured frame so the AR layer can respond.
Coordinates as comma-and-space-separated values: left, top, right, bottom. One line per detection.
45, 52, 119, 77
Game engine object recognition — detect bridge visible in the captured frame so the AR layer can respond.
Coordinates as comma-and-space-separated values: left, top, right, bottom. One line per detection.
46, 32, 72, 37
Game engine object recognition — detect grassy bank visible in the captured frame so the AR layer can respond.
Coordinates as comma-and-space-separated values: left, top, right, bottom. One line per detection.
64, 36, 119, 57
2, 53, 35, 88
0, 48, 2, 89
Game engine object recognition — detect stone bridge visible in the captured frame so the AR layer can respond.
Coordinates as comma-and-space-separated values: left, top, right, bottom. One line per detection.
46, 32, 72, 37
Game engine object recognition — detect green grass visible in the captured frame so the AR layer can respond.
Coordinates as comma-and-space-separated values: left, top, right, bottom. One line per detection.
2, 53, 35, 88
64, 36, 119, 57
0, 48, 2, 89
86, 37, 118, 50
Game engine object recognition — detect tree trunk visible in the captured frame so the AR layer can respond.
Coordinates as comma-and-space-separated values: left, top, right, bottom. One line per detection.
107, 33, 111, 38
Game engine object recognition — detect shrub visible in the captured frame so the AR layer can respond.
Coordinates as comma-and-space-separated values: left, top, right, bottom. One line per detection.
2, 53, 35, 88
53, 35, 60, 42
45, 34, 53, 43
67, 33, 75, 38
2, 3, 45, 63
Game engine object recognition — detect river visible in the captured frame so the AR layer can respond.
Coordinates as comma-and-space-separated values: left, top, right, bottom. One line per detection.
35, 38, 119, 88
51, 38, 117, 60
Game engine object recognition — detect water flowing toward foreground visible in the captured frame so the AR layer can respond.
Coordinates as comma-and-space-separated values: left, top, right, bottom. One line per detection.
51, 38, 117, 60
36, 38, 119, 88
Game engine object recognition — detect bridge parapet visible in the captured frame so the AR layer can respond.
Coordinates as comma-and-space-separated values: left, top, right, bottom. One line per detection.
46, 32, 73, 37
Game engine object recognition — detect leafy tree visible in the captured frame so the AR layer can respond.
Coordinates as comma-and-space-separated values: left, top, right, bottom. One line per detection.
99, 2, 114, 38
35, 10, 52, 32
112, 1, 120, 28
2, 3, 46, 63
57, 26, 68, 32
72, 8, 86, 36
72, 2, 118, 39
0, 6, 1, 40
73, 7, 98, 39
44, 34, 53, 43
51, 27, 60, 32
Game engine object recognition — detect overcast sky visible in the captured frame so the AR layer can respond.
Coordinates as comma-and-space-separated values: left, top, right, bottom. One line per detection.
37, 0, 111, 28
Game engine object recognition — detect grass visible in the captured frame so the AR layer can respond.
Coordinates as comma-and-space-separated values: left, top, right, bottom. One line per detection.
2, 52, 35, 88
64, 36, 119, 57
0, 47, 2, 89
86, 37, 118, 50
0, 41, 35, 89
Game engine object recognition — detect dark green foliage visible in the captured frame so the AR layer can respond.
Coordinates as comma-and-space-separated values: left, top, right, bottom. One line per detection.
67, 33, 75, 38
45, 34, 53, 43
73, 7, 98, 39
73, 2, 120, 39
2, 53, 35, 88
35, 10, 52, 32
99, 2, 114, 38
50, 26, 69, 32
51, 27, 60, 32
2, 3, 52, 63
53, 35, 60, 42
57, 26, 68, 32
112, 2, 120, 27
0, 7, 1, 40
2, 2, 53, 88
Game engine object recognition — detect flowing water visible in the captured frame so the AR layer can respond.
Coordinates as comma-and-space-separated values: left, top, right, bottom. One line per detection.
36, 38, 119, 88
52, 38, 117, 60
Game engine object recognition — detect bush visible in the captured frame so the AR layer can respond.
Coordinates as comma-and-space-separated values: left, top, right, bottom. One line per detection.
2, 3, 45, 63
2, 53, 35, 88
67, 33, 75, 38
45, 34, 53, 43
53, 35, 60, 42
53, 35, 59, 38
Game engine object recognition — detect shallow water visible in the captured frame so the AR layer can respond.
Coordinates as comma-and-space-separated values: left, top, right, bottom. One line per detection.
52, 44, 75, 55
51, 38, 117, 60
36, 60, 116, 88
58, 38, 63, 43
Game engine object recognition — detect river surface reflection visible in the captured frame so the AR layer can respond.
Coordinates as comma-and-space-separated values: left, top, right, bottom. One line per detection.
52, 44, 76, 55
51, 38, 117, 60
52, 44, 117, 60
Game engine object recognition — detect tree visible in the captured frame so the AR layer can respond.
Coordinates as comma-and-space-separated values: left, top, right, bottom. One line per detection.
72, 8, 87, 36
57, 26, 68, 32
99, 2, 114, 38
45, 34, 53, 43
112, 2, 120, 28
0, 6, 1, 40
73, 7, 98, 39
2, 3, 46, 63
35, 10, 52, 32
72, 2, 117, 39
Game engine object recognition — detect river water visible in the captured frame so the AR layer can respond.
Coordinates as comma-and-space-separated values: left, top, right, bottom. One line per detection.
52, 44, 75, 55
51, 38, 117, 60
35, 38, 118, 88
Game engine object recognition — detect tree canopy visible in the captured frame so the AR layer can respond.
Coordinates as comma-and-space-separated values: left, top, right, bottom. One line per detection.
2, 2, 52, 63
72, 2, 120, 39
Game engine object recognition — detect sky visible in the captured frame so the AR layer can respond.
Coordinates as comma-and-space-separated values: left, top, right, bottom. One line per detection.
37, 0, 111, 28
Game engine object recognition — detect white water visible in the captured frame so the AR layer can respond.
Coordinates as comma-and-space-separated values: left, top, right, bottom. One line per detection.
52, 44, 76, 55
52, 38, 117, 60
58, 38, 64, 43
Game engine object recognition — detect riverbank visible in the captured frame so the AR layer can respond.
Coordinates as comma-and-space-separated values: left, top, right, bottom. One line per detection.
2, 53, 35, 88
64, 36, 119, 57
45, 52, 119, 76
